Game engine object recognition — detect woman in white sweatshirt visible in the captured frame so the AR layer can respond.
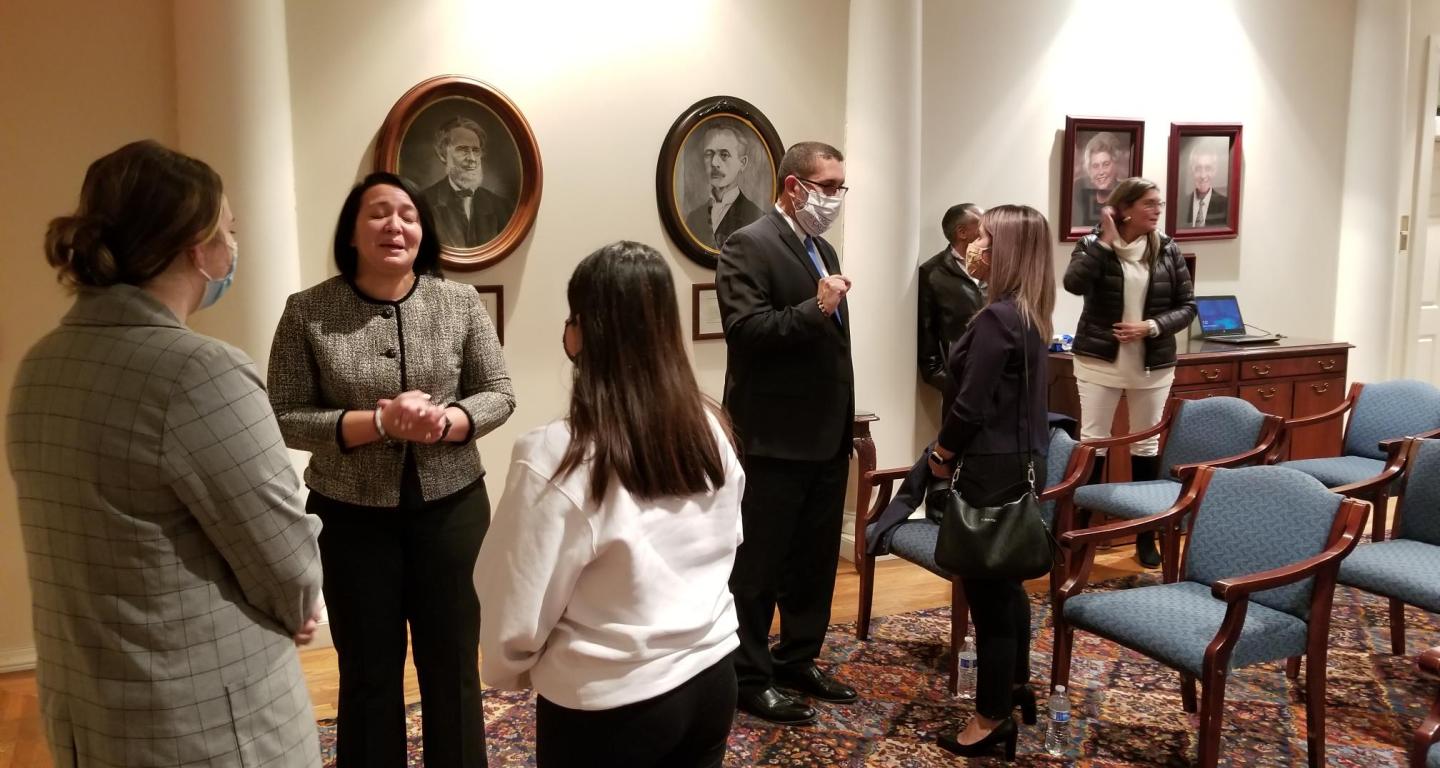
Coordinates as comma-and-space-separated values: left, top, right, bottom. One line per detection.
475, 240, 744, 768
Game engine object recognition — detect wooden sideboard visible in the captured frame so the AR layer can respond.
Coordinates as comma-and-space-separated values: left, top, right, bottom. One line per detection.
1048, 337, 1353, 482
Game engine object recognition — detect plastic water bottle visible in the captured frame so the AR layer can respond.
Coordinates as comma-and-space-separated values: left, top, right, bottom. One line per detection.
955, 636, 977, 700
1045, 685, 1072, 756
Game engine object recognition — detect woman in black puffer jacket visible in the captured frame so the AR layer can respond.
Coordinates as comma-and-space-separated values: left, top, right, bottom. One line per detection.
1063, 177, 1195, 568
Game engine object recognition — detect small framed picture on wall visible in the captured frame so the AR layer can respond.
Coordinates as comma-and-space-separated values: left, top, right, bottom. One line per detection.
474, 285, 504, 345
1166, 123, 1242, 241
1060, 116, 1145, 241
692, 283, 724, 340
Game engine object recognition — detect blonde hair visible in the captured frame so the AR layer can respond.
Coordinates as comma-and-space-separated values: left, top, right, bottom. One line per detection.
982, 205, 1056, 340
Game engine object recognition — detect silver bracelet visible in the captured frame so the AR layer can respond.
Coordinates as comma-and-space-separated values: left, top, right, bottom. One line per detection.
373, 405, 390, 442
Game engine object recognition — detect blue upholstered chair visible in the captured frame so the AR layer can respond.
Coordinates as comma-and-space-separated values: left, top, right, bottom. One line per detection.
854, 428, 1095, 694
1271, 379, 1440, 540
1072, 396, 1282, 578
1051, 465, 1367, 768
1337, 436, 1440, 656
1414, 646, 1440, 768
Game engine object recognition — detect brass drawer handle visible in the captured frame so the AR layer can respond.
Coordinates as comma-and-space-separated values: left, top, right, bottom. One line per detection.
1201, 368, 1221, 381
1318, 359, 1336, 371
1259, 387, 1277, 400
1251, 364, 1272, 376
1312, 382, 1330, 395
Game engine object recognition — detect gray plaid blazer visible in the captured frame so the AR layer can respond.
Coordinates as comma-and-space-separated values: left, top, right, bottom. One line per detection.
6, 284, 324, 767
267, 275, 515, 506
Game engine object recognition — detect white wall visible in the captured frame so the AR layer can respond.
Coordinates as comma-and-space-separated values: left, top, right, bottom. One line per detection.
0, 0, 179, 669
284, 0, 851, 494
918, 0, 1358, 445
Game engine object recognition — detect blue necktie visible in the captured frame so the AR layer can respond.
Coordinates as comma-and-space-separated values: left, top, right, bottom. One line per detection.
806, 236, 843, 326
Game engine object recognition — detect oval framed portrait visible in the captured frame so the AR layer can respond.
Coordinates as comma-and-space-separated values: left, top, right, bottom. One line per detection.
375, 75, 542, 271
656, 96, 784, 269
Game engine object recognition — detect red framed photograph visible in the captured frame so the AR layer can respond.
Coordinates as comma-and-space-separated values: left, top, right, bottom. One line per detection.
1060, 116, 1145, 241
1166, 123, 1242, 241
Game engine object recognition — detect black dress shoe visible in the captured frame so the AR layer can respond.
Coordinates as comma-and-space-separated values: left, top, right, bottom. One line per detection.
1135, 531, 1162, 569
936, 715, 1018, 761
775, 665, 859, 704
738, 687, 817, 725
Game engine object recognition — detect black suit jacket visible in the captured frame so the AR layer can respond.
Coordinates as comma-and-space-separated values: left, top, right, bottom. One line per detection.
917, 247, 985, 397
421, 178, 516, 248
684, 189, 765, 249
1182, 190, 1229, 227
716, 209, 854, 462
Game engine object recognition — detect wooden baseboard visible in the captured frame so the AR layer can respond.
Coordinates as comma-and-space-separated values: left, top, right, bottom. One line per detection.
0, 646, 36, 674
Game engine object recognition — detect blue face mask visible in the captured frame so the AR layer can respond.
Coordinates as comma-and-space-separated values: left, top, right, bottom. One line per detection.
198, 240, 237, 309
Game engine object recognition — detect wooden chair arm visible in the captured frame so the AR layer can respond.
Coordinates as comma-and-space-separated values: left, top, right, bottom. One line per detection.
1059, 469, 1207, 549
1038, 444, 1097, 504
1211, 500, 1366, 601
1420, 647, 1440, 677
858, 467, 912, 528
1330, 462, 1404, 500
1380, 426, 1440, 454
1282, 389, 1357, 430
1171, 422, 1280, 480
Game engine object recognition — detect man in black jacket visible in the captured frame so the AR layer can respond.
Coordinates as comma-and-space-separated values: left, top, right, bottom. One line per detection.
717, 141, 858, 726
918, 203, 986, 410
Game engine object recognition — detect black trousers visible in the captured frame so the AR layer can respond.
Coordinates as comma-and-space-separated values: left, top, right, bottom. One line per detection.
311, 476, 490, 768
954, 452, 1046, 721
729, 453, 850, 693
535, 656, 737, 768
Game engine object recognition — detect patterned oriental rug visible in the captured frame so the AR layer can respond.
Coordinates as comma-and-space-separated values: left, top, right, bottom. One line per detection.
318, 578, 1438, 766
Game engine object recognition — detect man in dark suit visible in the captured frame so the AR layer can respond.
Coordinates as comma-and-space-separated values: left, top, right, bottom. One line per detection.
420, 117, 516, 249
684, 124, 765, 249
1182, 147, 1228, 227
716, 141, 857, 726
918, 203, 986, 411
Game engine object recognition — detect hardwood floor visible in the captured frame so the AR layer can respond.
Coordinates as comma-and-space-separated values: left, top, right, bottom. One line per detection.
0, 551, 1146, 765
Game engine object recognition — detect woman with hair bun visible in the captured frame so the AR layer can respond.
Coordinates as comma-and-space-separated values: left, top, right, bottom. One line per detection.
7, 139, 325, 765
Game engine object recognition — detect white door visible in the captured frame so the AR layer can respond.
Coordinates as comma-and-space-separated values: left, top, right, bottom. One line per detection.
1401, 36, 1440, 383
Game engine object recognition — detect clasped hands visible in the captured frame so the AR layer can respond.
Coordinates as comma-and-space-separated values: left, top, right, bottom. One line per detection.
817, 274, 852, 316
377, 390, 448, 443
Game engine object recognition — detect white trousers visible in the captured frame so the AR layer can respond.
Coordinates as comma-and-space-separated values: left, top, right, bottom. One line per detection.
1076, 380, 1170, 457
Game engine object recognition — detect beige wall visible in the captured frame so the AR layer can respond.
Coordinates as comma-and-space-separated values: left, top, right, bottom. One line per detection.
284, 0, 851, 489
0, 0, 179, 666
920, 0, 1358, 443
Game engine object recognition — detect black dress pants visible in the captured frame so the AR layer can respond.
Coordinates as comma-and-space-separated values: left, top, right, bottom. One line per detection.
311, 475, 490, 768
729, 452, 850, 693
535, 656, 737, 768
953, 452, 1046, 721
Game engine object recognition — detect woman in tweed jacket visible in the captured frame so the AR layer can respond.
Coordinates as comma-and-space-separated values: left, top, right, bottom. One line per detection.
7, 141, 325, 766
268, 172, 515, 768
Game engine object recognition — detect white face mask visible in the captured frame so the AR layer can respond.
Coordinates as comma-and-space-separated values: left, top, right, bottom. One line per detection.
793, 180, 843, 236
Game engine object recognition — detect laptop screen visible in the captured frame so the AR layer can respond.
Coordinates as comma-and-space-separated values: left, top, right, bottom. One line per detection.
1195, 296, 1245, 336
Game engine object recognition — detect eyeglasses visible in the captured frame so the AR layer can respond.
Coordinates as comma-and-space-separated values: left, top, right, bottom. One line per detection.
796, 177, 850, 198
1137, 200, 1166, 212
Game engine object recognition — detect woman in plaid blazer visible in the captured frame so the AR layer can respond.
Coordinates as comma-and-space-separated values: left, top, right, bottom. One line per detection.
7, 141, 325, 766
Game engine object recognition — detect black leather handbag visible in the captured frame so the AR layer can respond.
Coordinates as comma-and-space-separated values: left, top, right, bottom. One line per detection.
933, 325, 1058, 580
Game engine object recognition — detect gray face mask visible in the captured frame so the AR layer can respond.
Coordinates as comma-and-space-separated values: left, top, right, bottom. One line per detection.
794, 181, 843, 236
197, 239, 237, 309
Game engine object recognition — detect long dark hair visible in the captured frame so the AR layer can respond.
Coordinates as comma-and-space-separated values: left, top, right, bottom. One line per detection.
556, 241, 733, 501
331, 172, 442, 279
45, 140, 223, 288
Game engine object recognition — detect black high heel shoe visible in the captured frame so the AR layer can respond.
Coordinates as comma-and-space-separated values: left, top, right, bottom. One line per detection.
1012, 685, 1037, 725
936, 715, 1018, 761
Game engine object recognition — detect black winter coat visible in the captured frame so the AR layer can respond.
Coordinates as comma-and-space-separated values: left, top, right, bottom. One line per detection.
1063, 233, 1196, 370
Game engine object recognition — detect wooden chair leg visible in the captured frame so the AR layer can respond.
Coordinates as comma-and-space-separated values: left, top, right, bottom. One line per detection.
1052, 623, 1074, 695
1196, 672, 1230, 768
1305, 646, 1329, 768
1286, 656, 1302, 680
1181, 672, 1197, 713
1391, 598, 1407, 657
1370, 490, 1391, 542
856, 554, 876, 641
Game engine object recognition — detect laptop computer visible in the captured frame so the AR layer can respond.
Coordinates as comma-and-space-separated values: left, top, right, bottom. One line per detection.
1194, 295, 1280, 344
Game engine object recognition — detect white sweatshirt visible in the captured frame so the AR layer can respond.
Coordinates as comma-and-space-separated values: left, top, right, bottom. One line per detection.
474, 415, 744, 710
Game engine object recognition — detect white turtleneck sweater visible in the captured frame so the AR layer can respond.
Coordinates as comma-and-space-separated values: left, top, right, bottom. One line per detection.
1074, 235, 1173, 390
